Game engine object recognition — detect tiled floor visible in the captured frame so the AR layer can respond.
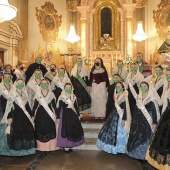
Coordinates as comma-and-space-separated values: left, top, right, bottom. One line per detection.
0, 150, 156, 170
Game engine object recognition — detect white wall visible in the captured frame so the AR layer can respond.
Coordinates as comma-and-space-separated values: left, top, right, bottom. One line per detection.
28, 0, 69, 59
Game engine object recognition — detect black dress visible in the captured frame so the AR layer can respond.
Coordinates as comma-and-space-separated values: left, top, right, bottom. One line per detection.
7, 102, 36, 151
146, 99, 170, 167
105, 83, 116, 121
56, 99, 84, 147
128, 83, 139, 118
127, 101, 157, 160
52, 86, 62, 102
71, 75, 91, 112
33, 98, 56, 143
0, 95, 7, 119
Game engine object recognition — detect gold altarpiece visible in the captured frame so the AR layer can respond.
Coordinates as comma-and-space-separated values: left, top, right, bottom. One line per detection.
92, 0, 121, 76
93, 0, 121, 50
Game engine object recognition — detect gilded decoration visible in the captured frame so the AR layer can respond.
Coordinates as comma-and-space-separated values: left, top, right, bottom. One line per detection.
93, 1, 120, 50
35, 1, 62, 44
153, 0, 170, 39
66, 0, 80, 11
136, 0, 148, 8
31, 44, 64, 68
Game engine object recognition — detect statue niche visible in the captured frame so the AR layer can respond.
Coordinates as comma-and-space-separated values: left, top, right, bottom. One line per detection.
93, 1, 120, 50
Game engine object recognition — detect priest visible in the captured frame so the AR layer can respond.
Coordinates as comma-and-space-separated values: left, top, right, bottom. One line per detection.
25, 54, 47, 84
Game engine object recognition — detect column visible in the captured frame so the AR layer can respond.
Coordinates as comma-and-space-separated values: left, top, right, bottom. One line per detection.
118, 8, 125, 57
88, 8, 95, 59
123, 4, 136, 57
77, 6, 90, 57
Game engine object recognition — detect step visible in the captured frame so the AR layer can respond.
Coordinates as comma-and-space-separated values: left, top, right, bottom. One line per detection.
74, 138, 99, 151
84, 129, 100, 138
81, 123, 103, 129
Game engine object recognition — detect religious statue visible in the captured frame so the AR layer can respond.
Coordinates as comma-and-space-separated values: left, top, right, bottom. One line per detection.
100, 34, 111, 49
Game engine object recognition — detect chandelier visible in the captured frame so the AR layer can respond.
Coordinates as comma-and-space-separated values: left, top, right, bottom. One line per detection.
0, 0, 17, 23
65, 24, 80, 43
132, 21, 148, 42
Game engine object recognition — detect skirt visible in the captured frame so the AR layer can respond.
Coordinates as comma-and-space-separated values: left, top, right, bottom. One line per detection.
0, 123, 36, 156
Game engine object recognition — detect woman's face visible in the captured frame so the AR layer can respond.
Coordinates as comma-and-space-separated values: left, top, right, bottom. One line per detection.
115, 83, 123, 89
166, 70, 170, 76
95, 58, 101, 64
4, 74, 11, 79
41, 80, 49, 89
140, 83, 149, 94
50, 64, 56, 69
65, 85, 72, 90
5, 66, 11, 72
17, 79, 24, 86
35, 70, 42, 76
58, 68, 64, 73
131, 64, 138, 69
155, 67, 163, 73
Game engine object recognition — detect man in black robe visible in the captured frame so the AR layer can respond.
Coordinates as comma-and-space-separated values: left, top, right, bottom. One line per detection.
25, 54, 47, 84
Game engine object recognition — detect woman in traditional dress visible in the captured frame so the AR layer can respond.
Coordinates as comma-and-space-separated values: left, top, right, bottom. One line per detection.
32, 79, 58, 152
146, 68, 170, 170
44, 64, 57, 83
126, 81, 160, 160
0, 73, 13, 120
71, 58, 91, 113
96, 82, 131, 154
126, 62, 144, 117
0, 79, 36, 156
105, 74, 121, 121
152, 65, 165, 113
26, 69, 43, 109
14, 62, 26, 81
89, 57, 110, 118
4, 64, 17, 82
56, 83, 84, 152
51, 67, 71, 102
112, 60, 128, 82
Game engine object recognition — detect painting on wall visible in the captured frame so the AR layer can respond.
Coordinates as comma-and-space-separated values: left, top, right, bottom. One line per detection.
36, 1, 62, 44
153, 1, 170, 39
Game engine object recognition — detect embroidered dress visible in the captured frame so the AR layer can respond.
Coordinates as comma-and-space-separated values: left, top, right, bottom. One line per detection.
112, 68, 128, 82
51, 72, 71, 102
89, 68, 110, 117
71, 64, 91, 113
26, 74, 43, 109
33, 90, 59, 151
152, 74, 165, 113
0, 81, 12, 120
56, 90, 84, 148
126, 71, 144, 117
0, 82, 36, 156
146, 89, 170, 170
44, 71, 57, 83
96, 90, 131, 154
126, 84, 160, 160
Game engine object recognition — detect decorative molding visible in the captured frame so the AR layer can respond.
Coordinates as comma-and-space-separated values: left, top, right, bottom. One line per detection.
66, 0, 80, 11
153, 0, 170, 39
35, 1, 62, 44
136, 0, 147, 8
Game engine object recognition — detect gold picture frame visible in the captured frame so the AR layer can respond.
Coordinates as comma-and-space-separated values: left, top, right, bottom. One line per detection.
153, 1, 170, 39
36, 1, 62, 44
93, 0, 121, 50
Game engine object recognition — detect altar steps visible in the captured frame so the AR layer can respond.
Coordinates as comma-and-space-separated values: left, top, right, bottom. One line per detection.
74, 122, 103, 151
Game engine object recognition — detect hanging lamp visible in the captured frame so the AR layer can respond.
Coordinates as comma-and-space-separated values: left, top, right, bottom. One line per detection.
132, 21, 148, 42
0, 0, 17, 23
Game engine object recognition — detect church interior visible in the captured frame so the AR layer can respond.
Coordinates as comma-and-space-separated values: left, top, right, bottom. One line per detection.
0, 0, 170, 170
